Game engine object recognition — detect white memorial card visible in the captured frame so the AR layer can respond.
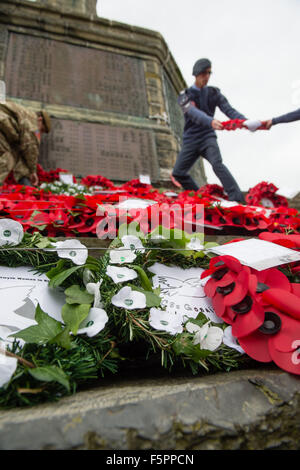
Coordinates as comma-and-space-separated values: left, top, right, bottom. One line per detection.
208, 238, 300, 271
59, 173, 74, 185
139, 175, 151, 185
148, 263, 222, 324
115, 199, 158, 210
0, 266, 65, 332
212, 198, 240, 208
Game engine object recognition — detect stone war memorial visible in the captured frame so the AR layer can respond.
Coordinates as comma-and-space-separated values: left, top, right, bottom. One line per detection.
0, 0, 300, 453
0, 0, 207, 185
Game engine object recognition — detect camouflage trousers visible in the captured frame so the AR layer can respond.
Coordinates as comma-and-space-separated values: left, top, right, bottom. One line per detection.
0, 135, 16, 184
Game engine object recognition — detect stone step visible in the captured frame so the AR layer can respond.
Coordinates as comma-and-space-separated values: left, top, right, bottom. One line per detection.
0, 367, 299, 450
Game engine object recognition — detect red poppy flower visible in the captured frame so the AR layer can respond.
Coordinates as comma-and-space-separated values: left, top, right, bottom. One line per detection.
198, 184, 228, 200
259, 232, 300, 248
222, 119, 246, 131
267, 314, 300, 375
255, 268, 291, 292
262, 288, 300, 321
81, 175, 115, 189
69, 216, 103, 235
229, 297, 265, 338
239, 308, 300, 374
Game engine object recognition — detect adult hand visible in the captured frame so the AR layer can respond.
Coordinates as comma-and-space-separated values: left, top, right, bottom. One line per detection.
264, 119, 273, 130
212, 119, 224, 130
30, 172, 39, 187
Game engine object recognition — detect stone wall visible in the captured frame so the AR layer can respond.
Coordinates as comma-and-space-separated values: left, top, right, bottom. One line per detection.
38, 0, 98, 16
0, 0, 207, 186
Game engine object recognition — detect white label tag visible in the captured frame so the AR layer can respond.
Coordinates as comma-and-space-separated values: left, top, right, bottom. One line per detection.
208, 238, 300, 271
139, 175, 151, 185
59, 173, 74, 185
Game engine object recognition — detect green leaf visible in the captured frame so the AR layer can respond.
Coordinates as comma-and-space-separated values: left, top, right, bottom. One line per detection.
172, 334, 195, 356
153, 287, 161, 297
131, 266, 153, 292
49, 327, 72, 350
35, 238, 54, 249
175, 249, 195, 258
172, 334, 212, 362
190, 347, 212, 361
10, 304, 63, 345
30, 224, 47, 231
74, 194, 86, 201
62, 303, 91, 335
148, 227, 189, 250
65, 285, 94, 305
49, 265, 85, 288
46, 260, 67, 280
193, 251, 206, 259
185, 316, 208, 328
29, 366, 70, 392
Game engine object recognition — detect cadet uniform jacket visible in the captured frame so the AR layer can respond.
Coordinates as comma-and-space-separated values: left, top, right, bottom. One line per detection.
0, 101, 39, 183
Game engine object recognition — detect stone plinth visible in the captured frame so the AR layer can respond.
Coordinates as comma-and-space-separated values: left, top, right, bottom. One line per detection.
0, 236, 299, 450
0, 367, 299, 450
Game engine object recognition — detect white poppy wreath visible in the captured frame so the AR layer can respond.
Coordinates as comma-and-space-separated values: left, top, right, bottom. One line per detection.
0, 219, 250, 409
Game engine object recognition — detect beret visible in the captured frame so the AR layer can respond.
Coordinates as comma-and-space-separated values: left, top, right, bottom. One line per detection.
192, 58, 212, 76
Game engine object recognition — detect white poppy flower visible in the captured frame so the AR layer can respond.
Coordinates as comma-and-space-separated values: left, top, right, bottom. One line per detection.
83, 269, 95, 287
121, 235, 145, 253
0, 348, 17, 388
109, 248, 137, 265
186, 237, 204, 252
149, 308, 183, 335
188, 322, 223, 351
86, 281, 103, 309
243, 119, 262, 132
106, 265, 138, 284
77, 308, 108, 338
185, 321, 201, 334
223, 326, 245, 354
111, 286, 146, 310
0, 219, 24, 247
54, 240, 88, 266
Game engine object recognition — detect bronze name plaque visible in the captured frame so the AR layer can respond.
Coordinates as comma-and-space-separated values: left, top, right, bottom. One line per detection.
5, 33, 148, 117
39, 119, 160, 181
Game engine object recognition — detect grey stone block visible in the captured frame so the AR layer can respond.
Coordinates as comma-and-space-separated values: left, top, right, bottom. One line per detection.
0, 367, 299, 450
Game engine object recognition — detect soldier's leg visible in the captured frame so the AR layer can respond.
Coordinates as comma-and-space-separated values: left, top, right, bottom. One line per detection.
172, 142, 201, 191
18, 177, 32, 186
0, 149, 15, 185
201, 139, 245, 202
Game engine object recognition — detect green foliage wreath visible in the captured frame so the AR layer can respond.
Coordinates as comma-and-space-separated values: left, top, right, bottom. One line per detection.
0, 223, 249, 409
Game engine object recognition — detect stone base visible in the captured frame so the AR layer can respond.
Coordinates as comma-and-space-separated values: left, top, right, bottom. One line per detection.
0, 367, 299, 450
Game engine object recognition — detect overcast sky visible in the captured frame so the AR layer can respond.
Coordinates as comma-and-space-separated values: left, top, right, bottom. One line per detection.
97, 0, 300, 193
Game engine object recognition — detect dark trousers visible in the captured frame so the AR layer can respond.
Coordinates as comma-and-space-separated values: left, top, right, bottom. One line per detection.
18, 177, 31, 186
173, 137, 244, 202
